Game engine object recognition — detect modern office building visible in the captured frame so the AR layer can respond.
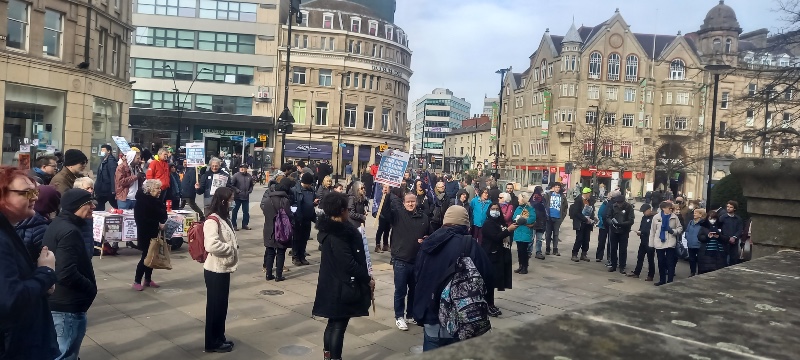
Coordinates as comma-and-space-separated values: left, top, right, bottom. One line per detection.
1, 0, 133, 170
411, 88, 470, 169
274, 0, 412, 175
483, 96, 498, 116
129, 0, 282, 160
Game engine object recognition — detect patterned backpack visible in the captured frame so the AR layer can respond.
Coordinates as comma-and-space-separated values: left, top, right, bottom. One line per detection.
438, 236, 492, 340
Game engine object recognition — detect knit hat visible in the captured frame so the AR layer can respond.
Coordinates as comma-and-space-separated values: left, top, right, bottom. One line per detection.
34, 185, 61, 215
582, 187, 592, 194
63, 149, 88, 167
443, 205, 470, 226
60, 189, 94, 213
301, 172, 314, 185
640, 203, 652, 213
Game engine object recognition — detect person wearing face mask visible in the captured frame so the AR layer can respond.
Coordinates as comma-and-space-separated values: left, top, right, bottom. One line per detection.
481, 203, 518, 317
698, 210, 727, 274
605, 193, 635, 274
684, 208, 708, 277
94, 144, 118, 211
649, 202, 683, 286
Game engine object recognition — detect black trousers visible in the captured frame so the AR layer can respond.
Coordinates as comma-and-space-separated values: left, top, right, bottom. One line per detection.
515, 241, 529, 268
595, 227, 610, 260
204, 270, 230, 350
182, 196, 205, 220
95, 195, 118, 212
572, 225, 591, 255
375, 217, 391, 247
264, 247, 287, 278
688, 248, 700, 275
292, 221, 312, 261
609, 231, 630, 269
633, 236, 656, 278
134, 237, 154, 284
656, 248, 677, 284
324, 318, 350, 358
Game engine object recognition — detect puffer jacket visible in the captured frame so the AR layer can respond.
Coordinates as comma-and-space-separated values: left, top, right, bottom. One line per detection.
512, 205, 536, 242
684, 218, 707, 249
648, 211, 683, 250
15, 212, 51, 261
145, 159, 170, 190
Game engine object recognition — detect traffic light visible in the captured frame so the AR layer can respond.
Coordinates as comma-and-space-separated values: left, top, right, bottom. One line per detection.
565, 162, 574, 173
290, 0, 301, 12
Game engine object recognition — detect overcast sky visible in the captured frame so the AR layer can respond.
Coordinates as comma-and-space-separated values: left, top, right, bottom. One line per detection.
395, 0, 780, 118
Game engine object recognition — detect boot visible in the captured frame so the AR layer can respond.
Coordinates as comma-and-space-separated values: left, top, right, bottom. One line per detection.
571, 255, 579, 262
514, 266, 522, 273
580, 252, 590, 262
275, 262, 285, 282
519, 266, 528, 274
374, 245, 382, 253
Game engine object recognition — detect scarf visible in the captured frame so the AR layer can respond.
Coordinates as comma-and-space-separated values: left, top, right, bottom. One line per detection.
659, 213, 671, 242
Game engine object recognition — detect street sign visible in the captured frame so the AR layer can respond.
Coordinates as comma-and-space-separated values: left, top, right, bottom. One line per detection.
259, 134, 267, 142
378, 144, 388, 152
246, 137, 256, 144
230, 136, 243, 141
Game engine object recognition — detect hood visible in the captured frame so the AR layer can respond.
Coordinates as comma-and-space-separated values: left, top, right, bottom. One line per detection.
315, 215, 360, 245
421, 225, 469, 255
125, 150, 137, 166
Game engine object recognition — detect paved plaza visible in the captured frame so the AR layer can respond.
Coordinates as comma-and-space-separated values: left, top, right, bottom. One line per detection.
80, 188, 691, 359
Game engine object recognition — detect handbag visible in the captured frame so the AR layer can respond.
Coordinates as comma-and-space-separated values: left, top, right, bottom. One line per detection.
144, 235, 173, 270
739, 240, 752, 261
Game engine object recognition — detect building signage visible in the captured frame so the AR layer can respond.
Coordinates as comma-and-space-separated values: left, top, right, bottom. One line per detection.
425, 127, 450, 133
200, 129, 247, 137
255, 86, 273, 102
371, 65, 402, 77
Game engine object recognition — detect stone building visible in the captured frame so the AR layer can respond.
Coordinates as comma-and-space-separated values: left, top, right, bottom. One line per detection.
1, 0, 133, 169
275, 0, 411, 175
500, 1, 800, 200
444, 114, 492, 173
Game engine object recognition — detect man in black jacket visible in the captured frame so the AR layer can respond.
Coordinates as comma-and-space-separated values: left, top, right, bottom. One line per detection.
605, 193, 636, 274
505, 183, 519, 209
628, 204, 656, 281
94, 144, 118, 211
381, 190, 431, 332
292, 173, 318, 266
42, 189, 98, 360
719, 200, 744, 266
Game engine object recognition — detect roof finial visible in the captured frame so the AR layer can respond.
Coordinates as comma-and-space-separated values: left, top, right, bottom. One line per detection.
615, 7, 619, 13
545, 28, 550, 33
719, 0, 724, 4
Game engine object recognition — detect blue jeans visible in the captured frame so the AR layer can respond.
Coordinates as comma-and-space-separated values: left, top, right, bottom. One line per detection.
533, 231, 544, 254
51, 311, 87, 360
393, 259, 415, 319
423, 330, 458, 352
117, 199, 136, 210
231, 199, 249, 228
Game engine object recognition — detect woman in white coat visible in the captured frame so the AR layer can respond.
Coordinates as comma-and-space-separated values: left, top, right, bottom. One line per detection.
649, 201, 683, 286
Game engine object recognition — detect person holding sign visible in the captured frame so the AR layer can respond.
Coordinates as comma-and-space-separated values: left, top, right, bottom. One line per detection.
196, 158, 231, 217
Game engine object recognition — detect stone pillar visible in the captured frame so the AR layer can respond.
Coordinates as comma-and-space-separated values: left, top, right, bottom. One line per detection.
729, 158, 800, 258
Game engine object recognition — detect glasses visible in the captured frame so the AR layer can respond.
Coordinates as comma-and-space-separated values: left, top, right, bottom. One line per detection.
8, 188, 39, 199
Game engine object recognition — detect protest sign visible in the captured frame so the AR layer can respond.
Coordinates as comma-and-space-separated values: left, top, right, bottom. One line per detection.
210, 173, 229, 195
163, 216, 184, 239
19, 144, 30, 153
104, 216, 123, 242
112, 136, 132, 153
374, 150, 410, 188
185, 142, 206, 167
123, 217, 137, 241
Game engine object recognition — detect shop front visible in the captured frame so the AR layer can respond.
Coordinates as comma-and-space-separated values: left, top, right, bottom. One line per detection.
283, 139, 333, 163
357, 145, 373, 173
511, 165, 568, 188
579, 169, 633, 193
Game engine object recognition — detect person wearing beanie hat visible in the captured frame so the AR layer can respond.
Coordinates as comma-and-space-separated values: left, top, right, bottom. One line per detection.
42, 188, 98, 360
51, 149, 87, 194
628, 203, 656, 281
411, 204, 492, 350
230, 161, 254, 231
15, 185, 61, 259
115, 151, 142, 210
605, 188, 635, 274
292, 171, 318, 266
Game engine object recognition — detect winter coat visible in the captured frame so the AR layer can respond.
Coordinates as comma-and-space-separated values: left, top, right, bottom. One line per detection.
260, 191, 293, 249
42, 212, 97, 314
531, 200, 547, 231
114, 160, 138, 202
508, 192, 519, 209
80, 218, 94, 258
469, 196, 491, 227
134, 191, 168, 244
719, 213, 744, 245
463, 184, 475, 201
146, 159, 170, 190
0, 212, 60, 360
230, 172, 254, 201
203, 214, 239, 274
684, 218, 707, 249
512, 205, 536, 242
570, 195, 596, 231
488, 186, 501, 204
15, 212, 51, 260
698, 221, 726, 273
294, 185, 317, 225
360, 172, 374, 198
452, 190, 473, 225
95, 154, 118, 197
50, 168, 82, 195
318, 186, 333, 201
29, 168, 53, 185
500, 203, 514, 225
543, 191, 568, 221
605, 201, 635, 234
381, 194, 431, 263
648, 211, 683, 250
481, 214, 513, 291
597, 201, 609, 230
168, 172, 182, 204
431, 192, 451, 229
180, 167, 197, 198
444, 180, 460, 199
197, 168, 232, 199
411, 225, 492, 325
347, 194, 368, 228
312, 217, 371, 319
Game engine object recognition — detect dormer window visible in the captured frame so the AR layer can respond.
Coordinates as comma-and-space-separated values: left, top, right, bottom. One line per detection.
385, 25, 393, 41
725, 39, 732, 54
779, 54, 790, 67
322, 13, 333, 29
368, 20, 378, 36
351, 17, 361, 33
669, 59, 685, 80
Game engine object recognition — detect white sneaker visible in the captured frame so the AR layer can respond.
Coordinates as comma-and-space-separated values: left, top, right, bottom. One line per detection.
406, 318, 417, 325
395, 317, 408, 331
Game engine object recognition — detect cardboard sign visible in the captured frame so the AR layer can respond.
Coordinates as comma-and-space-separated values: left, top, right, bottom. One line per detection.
112, 136, 131, 153
104, 216, 123, 242
185, 142, 206, 167
123, 218, 137, 241
374, 150, 410, 187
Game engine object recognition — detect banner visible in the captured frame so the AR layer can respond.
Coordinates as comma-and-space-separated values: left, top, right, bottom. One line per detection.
374, 149, 410, 187
541, 120, 549, 137
490, 102, 498, 140
185, 142, 206, 167
112, 136, 131, 153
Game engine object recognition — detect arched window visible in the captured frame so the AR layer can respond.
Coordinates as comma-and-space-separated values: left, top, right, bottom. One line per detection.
725, 39, 732, 54
713, 38, 721, 52
669, 59, 685, 80
540, 60, 546, 83
625, 55, 638, 82
589, 52, 602, 79
607, 53, 620, 81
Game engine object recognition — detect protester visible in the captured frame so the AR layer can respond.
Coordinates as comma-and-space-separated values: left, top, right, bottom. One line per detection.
30, 155, 58, 185
684, 208, 708, 277
344, 162, 352, 177
452, 189, 471, 219
628, 204, 656, 281
444, 174, 460, 199
313, 191, 373, 360
316, 161, 333, 189
168, 164, 182, 207
469, 188, 491, 243
719, 200, 744, 266
530, 186, 548, 259
486, 180, 501, 204
570, 188, 596, 263
230, 164, 254, 231
543, 182, 567, 256
43, 188, 98, 360
512, 194, 535, 274
51, 149, 87, 194
139, 148, 153, 174
698, 210, 727, 274
372, 183, 391, 253
115, 151, 142, 210
413, 179, 433, 217
505, 183, 519, 209
649, 201, 682, 286
430, 181, 451, 232
317, 175, 334, 200
0, 166, 60, 359
347, 181, 368, 228
15, 185, 61, 260
202, 187, 239, 353
132, 180, 168, 291
360, 170, 374, 201
333, 183, 344, 193
381, 190, 431, 331
462, 175, 475, 201
197, 158, 232, 216
261, 177, 294, 281
595, 191, 613, 264
292, 173, 317, 266
146, 147, 171, 201
412, 205, 492, 351
675, 196, 690, 228
73, 177, 98, 257
94, 144, 118, 211
481, 202, 517, 317
606, 192, 635, 274
498, 192, 515, 226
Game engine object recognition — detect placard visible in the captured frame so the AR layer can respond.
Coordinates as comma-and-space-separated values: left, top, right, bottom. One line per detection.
163, 216, 184, 239
20, 144, 31, 152
104, 216, 123, 242
18, 153, 30, 169
185, 142, 206, 167
123, 217, 137, 241
210, 174, 229, 195
92, 214, 105, 242
374, 149, 410, 187
46, 145, 56, 154
359, 226, 373, 276
112, 136, 132, 153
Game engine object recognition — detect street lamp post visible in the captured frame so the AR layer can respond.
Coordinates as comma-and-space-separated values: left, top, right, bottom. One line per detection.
334, 72, 347, 184
588, 105, 601, 194
308, 90, 315, 163
421, 103, 427, 169
705, 63, 732, 206
277, 0, 304, 166
495, 68, 510, 178
163, 65, 211, 154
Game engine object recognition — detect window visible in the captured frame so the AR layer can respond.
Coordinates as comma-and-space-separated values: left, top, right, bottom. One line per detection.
540, 61, 546, 83
749, 83, 757, 96
721, 92, 729, 109
620, 141, 632, 159
137, 0, 197, 17
664, 116, 672, 129
674, 116, 688, 130
196, 63, 254, 84
585, 111, 597, 124
622, 113, 635, 127
136, 27, 196, 49
298, 11, 308, 26
133, 59, 193, 80
43, 10, 62, 57
292, 67, 306, 84
746, 109, 755, 127
362, 73, 367, 89
111, 36, 119, 75
604, 113, 616, 126
601, 140, 614, 157
353, 72, 359, 88
394, 111, 400, 133
98, 29, 107, 71
624, 87, 636, 102
625, 55, 638, 82
385, 25, 394, 40
194, 94, 252, 115
292, 100, 307, 125
134, 90, 180, 109
665, 92, 673, 104
744, 141, 753, 154
323, 13, 333, 29
785, 88, 793, 101
344, 105, 357, 128
198, 31, 255, 53
351, 17, 361, 32
318, 69, 332, 86
783, 112, 791, 128
725, 39, 732, 54
311, 101, 327, 126
368, 20, 378, 36
583, 139, 595, 158
779, 56, 790, 67
766, 111, 773, 127
588, 85, 600, 99
381, 108, 390, 132
676, 92, 690, 105
363, 107, 374, 130
669, 59, 685, 80
588, 52, 602, 79
199, 0, 257, 22
607, 53, 620, 81
647, 90, 653, 104
606, 86, 618, 101
548, 64, 553, 78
